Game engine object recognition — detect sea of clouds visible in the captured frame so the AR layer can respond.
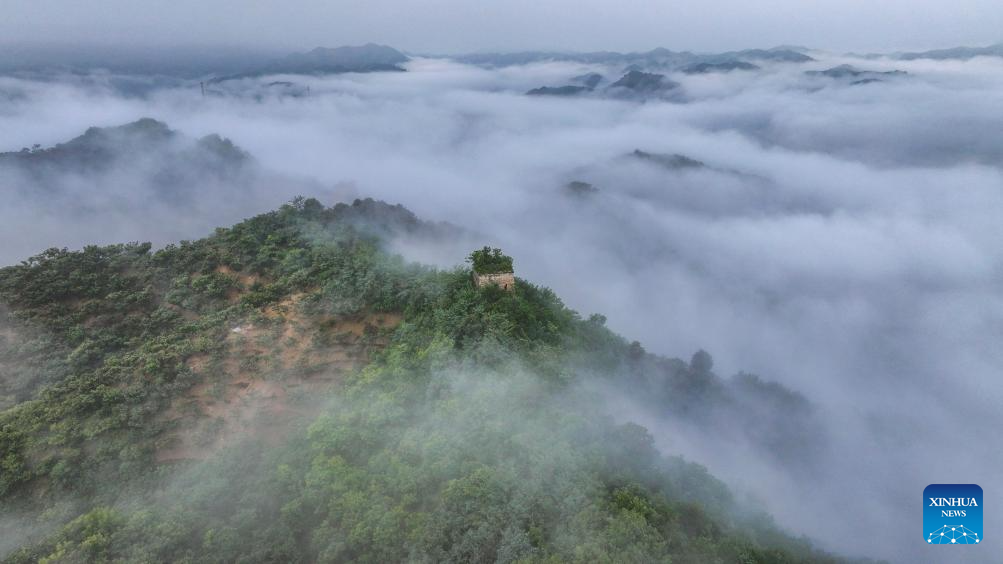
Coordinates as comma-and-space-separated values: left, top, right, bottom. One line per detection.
2, 53, 1002, 562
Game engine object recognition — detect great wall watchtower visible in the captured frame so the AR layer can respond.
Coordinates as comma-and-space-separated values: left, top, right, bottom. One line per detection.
474, 271, 515, 291
468, 247, 515, 291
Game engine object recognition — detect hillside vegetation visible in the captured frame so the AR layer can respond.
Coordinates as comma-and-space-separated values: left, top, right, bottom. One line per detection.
1, 198, 862, 563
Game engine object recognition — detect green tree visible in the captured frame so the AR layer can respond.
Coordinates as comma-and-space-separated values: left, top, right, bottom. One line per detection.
467, 247, 514, 274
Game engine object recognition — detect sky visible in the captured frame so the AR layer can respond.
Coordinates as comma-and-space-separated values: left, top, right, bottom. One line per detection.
2, 0, 1002, 53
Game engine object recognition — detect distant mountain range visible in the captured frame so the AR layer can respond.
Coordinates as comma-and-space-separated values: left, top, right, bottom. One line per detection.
477, 46, 814, 100
527, 69, 681, 99
4, 42, 1003, 80
0, 44, 277, 77
880, 43, 1003, 61
210, 43, 409, 82
682, 61, 760, 74
453, 46, 813, 69
805, 64, 908, 86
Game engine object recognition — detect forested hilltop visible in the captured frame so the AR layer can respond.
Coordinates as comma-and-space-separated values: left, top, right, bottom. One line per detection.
0, 198, 871, 563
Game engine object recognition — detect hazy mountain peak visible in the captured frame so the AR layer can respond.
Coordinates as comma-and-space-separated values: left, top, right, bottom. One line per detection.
207, 43, 409, 82
891, 42, 1003, 60
298, 43, 408, 65
71, 117, 175, 146
0, 119, 251, 195
630, 149, 706, 169
683, 60, 760, 74
271, 43, 408, 72
609, 70, 676, 92
805, 64, 907, 80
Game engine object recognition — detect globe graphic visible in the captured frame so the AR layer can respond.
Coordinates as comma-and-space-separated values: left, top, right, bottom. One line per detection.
927, 525, 980, 544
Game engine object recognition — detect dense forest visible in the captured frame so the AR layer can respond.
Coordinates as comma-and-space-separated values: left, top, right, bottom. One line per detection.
0, 198, 869, 563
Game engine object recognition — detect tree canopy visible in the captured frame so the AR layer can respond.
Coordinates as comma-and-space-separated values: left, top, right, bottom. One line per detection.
468, 246, 514, 274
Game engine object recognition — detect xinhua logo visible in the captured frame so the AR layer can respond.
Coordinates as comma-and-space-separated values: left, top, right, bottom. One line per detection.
924, 484, 983, 545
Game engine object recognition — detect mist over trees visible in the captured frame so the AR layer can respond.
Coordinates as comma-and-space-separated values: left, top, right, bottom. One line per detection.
0, 199, 862, 563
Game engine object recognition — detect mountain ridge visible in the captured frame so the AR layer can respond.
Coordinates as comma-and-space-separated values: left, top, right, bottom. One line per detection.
209, 43, 409, 82
0, 197, 869, 563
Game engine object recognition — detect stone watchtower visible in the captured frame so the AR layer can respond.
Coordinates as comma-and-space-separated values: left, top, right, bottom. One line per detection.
474, 271, 515, 291
468, 247, 515, 291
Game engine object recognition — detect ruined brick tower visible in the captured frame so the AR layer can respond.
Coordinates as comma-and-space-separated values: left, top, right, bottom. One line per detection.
474, 271, 515, 291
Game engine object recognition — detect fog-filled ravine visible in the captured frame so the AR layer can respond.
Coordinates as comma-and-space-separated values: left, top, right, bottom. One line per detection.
2, 44, 1002, 563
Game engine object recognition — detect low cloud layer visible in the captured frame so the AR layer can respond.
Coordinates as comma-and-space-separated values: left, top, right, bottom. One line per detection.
2, 53, 1002, 562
